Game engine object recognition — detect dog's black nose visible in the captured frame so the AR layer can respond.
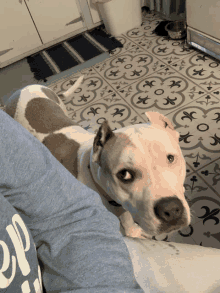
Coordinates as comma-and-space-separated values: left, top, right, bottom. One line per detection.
154, 197, 183, 224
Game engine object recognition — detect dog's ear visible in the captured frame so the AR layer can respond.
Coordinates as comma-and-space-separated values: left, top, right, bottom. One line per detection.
145, 111, 179, 141
92, 120, 115, 164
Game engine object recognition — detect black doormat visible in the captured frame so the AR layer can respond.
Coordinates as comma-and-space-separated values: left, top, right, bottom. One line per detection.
27, 25, 123, 82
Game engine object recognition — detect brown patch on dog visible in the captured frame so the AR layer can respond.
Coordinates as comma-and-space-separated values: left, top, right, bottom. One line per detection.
25, 98, 78, 133
5, 97, 19, 118
43, 133, 80, 178
41, 87, 60, 104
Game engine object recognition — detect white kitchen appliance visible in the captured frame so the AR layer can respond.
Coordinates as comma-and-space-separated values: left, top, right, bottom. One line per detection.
186, 1, 220, 60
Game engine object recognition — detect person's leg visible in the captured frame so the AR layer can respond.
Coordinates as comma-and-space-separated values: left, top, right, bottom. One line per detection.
0, 192, 42, 292
0, 109, 143, 293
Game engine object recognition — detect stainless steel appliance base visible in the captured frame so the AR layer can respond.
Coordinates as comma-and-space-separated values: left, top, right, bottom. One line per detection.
187, 26, 220, 61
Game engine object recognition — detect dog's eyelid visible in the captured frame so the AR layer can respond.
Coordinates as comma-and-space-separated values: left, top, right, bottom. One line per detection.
116, 168, 143, 180
116, 168, 134, 175
117, 167, 139, 174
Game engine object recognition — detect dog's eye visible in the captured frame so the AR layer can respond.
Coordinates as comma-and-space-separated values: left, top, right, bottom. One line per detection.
117, 169, 134, 183
167, 154, 174, 163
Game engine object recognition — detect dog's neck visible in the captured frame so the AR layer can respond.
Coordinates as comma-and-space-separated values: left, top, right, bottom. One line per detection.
87, 164, 112, 202
89, 148, 122, 207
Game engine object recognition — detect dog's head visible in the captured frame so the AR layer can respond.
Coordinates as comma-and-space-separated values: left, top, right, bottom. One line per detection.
90, 111, 191, 236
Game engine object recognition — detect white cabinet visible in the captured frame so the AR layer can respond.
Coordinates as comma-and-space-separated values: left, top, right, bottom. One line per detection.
0, 0, 42, 66
25, 0, 84, 44
87, 0, 102, 25
0, 0, 104, 68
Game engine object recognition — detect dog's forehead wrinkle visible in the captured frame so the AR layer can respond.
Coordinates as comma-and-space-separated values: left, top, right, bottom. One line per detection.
143, 135, 180, 156
103, 132, 137, 162
114, 132, 136, 147
119, 127, 180, 155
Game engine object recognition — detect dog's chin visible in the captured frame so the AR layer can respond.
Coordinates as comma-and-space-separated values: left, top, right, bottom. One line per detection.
145, 228, 179, 239
135, 220, 182, 238
158, 225, 182, 236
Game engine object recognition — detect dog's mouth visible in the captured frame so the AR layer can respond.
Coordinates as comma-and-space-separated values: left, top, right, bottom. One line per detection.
158, 220, 188, 235
134, 219, 184, 236
161, 226, 180, 234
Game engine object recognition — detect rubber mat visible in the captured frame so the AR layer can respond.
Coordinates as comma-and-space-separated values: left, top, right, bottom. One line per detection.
27, 25, 123, 82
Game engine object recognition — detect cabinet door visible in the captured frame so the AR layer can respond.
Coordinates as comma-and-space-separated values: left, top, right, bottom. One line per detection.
25, 0, 84, 44
0, 0, 42, 66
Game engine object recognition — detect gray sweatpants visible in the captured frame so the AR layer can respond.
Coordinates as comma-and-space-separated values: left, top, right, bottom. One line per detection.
0, 109, 144, 293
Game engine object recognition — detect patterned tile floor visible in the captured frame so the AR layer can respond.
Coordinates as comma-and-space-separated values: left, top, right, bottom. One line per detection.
5, 10, 220, 249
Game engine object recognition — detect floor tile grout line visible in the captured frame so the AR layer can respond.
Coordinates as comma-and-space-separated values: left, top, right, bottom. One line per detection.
186, 162, 196, 175
186, 154, 220, 174
186, 166, 220, 199
187, 236, 198, 246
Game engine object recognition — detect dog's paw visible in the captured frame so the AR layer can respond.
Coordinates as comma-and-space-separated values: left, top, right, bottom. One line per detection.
124, 223, 151, 239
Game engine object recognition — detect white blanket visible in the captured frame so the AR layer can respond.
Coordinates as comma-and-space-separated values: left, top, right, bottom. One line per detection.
124, 237, 220, 293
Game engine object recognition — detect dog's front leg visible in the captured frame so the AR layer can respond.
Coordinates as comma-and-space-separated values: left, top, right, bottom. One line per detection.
119, 211, 151, 239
